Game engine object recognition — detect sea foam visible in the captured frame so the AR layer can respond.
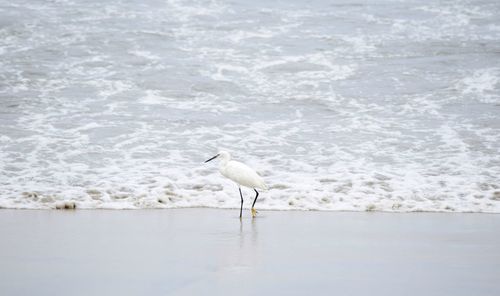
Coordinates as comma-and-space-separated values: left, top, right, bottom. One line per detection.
0, 0, 499, 212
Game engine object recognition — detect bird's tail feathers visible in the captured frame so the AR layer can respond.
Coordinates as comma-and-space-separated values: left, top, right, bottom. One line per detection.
259, 181, 269, 191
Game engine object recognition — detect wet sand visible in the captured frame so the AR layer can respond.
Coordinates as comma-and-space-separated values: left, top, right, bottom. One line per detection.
1, 209, 499, 295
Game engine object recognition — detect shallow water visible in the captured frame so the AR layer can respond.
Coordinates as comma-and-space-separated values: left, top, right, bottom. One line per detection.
0, 0, 499, 211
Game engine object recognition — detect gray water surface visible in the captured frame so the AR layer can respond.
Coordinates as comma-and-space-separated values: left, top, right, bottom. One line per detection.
0, 0, 499, 211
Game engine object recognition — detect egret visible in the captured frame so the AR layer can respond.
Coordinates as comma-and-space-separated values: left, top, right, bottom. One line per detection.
205, 151, 267, 218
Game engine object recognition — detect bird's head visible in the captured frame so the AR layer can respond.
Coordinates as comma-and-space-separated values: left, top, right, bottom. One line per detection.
204, 150, 231, 163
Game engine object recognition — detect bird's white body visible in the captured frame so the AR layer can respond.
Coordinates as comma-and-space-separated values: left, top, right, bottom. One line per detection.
219, 160, 267, 190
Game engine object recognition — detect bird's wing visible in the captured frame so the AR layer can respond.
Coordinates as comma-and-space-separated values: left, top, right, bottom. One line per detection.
223, 161, 267, 190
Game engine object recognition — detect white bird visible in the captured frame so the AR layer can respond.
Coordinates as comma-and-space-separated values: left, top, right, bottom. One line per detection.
205, 151, 267, 218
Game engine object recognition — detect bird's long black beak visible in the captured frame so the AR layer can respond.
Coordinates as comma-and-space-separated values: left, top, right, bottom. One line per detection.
204, 154, 219, 163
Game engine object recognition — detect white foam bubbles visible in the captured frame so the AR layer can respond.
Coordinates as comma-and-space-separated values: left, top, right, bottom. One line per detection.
1, 0, 499, 213
457, 68, 500, 103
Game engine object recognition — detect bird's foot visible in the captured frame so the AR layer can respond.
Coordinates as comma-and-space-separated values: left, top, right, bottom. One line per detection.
251, 208, 258, 218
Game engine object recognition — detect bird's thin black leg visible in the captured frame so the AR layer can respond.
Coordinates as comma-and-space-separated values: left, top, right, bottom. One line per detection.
252, 189, 259, 208
239, 187, 244, 218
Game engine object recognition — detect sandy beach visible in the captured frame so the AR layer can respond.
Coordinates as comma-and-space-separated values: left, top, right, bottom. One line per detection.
0, 209, 499, 295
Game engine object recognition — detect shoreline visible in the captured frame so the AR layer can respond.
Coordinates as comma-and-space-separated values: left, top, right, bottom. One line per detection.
1, 207, 500, 214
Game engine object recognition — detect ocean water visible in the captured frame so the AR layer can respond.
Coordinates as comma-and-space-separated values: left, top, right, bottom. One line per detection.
0, 0, 499, 212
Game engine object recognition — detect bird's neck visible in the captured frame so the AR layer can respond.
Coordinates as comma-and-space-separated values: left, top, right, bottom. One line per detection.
218, 158, 229, 169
